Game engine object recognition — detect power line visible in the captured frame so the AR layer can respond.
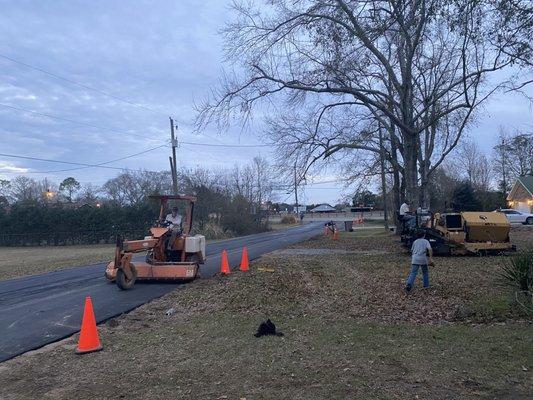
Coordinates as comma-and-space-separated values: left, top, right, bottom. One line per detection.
0, 150, 164, 172
271, 179, 347, 189
0, 102, 163, 141
0, 103, 273, 148
179, 141, 270, 148
0, 52, 197, 129
25, 143, 169, 174
0, 52, 168, 118
305, 179, 346, 185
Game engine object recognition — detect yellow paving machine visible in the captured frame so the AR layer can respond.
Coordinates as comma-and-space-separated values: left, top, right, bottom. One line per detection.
401, 210, 515, 255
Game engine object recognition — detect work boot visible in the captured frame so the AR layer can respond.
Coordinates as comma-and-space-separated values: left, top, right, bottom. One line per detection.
404, 283, 412, 293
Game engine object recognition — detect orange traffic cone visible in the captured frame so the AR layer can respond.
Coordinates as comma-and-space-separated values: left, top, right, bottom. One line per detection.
333, 230, 339, 240
239, 247, 249, 271
76, 296, 102, 354
220, 250, 231, 275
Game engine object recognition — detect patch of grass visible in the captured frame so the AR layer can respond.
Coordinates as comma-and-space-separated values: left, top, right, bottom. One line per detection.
0, 244, 114, 281
1, 313, 530, 399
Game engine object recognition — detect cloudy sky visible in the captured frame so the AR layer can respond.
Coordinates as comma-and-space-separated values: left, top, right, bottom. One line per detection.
0, 1, 531, 205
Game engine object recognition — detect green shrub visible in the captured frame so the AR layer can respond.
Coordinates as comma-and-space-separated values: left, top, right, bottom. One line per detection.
498, 250, 533, 314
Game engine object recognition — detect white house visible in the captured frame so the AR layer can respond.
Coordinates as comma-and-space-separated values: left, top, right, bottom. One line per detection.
310, 204, 336, 213
507, 175, 533, 213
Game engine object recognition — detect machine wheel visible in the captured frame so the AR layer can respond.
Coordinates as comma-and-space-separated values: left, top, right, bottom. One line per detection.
526, 217, 533, 225
116, 265, 138, 290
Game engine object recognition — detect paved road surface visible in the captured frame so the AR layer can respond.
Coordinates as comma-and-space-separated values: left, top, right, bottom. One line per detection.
0, 222, 322, 362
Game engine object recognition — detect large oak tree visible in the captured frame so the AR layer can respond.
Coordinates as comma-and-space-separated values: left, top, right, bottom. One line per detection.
198, 0, 532, 208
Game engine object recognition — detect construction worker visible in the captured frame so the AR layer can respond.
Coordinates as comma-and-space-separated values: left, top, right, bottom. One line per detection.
405, 230, 434, 292
165, 206, 182, 250
399, 201, 410, 218
399, 200, 415, 235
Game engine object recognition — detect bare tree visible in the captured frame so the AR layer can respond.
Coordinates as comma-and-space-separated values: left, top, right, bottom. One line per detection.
0, 179, 12, 204
102, 171, 172, 206
197, 0, 532, 207
493, 129, 533, 194
454, 139, 492, 192
77, 183, 101, 204
230, 157, 276, 210
8, 176, 40, 203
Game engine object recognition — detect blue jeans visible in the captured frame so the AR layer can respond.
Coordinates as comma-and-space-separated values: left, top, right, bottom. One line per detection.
406, 264, 429, 288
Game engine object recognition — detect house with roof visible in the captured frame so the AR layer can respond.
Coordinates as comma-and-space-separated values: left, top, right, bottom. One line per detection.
309, 203, 336, 213
507, 175, 533, 213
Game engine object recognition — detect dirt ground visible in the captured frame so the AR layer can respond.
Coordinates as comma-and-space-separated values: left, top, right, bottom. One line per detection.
0, 244, 114, 281
0, 227, 531, 399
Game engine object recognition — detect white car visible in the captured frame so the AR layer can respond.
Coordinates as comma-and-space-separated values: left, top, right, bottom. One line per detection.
495, 209, 533, 225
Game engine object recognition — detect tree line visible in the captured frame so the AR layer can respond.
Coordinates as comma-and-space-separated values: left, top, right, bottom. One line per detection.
0, 157, 278, 246
352, 132, 532, 214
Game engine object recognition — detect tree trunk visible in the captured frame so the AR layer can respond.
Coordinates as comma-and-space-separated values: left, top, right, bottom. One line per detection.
403, 132, 419, 207
418, 159, 431, 209
378, 125, 389, 230
390, 134, 402, 233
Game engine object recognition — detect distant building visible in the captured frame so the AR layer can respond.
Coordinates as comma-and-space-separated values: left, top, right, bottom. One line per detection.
508, 175, 533, 213
309, 204, 336, 213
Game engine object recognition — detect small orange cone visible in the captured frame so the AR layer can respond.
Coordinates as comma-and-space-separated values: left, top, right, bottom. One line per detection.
333, 230, 339, 240
220, 250, 231, 275
76, 296, 102, 354
239, 247, 249, 271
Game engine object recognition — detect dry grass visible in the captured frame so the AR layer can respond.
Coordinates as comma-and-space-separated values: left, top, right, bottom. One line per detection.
288, 227, 533, 324
0, 244, 114, 281
0, 227, 531, 399
268, 221, 300, 231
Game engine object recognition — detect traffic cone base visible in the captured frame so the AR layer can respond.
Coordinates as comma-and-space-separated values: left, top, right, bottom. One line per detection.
220, 250, 231, 275
76, 296, 103, 354
239, 247, 249, 271
76, 345, 103, 355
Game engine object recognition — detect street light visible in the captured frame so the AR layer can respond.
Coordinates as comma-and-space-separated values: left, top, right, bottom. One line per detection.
44, 189, 55, 200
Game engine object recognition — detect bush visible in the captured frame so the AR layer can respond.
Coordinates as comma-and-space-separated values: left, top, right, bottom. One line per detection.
0, 202, 157, 246
498, 250, 533, 314
280, 215, 297, 224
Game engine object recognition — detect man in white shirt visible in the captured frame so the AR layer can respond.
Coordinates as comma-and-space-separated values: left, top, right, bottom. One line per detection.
165, 206, 182, 250
405, 230, 433, 292
399, 201, 410, 217
398, 201, 412, 234
165, 206, 182, 228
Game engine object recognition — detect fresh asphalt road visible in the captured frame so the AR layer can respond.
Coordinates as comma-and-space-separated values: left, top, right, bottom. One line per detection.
0, 222, 322, 362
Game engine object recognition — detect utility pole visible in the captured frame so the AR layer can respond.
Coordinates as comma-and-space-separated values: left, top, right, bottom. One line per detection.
500, 137, 507, 198
169, 117, 178, 195
378, 123, 389, 230
294, 163, 299, 214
